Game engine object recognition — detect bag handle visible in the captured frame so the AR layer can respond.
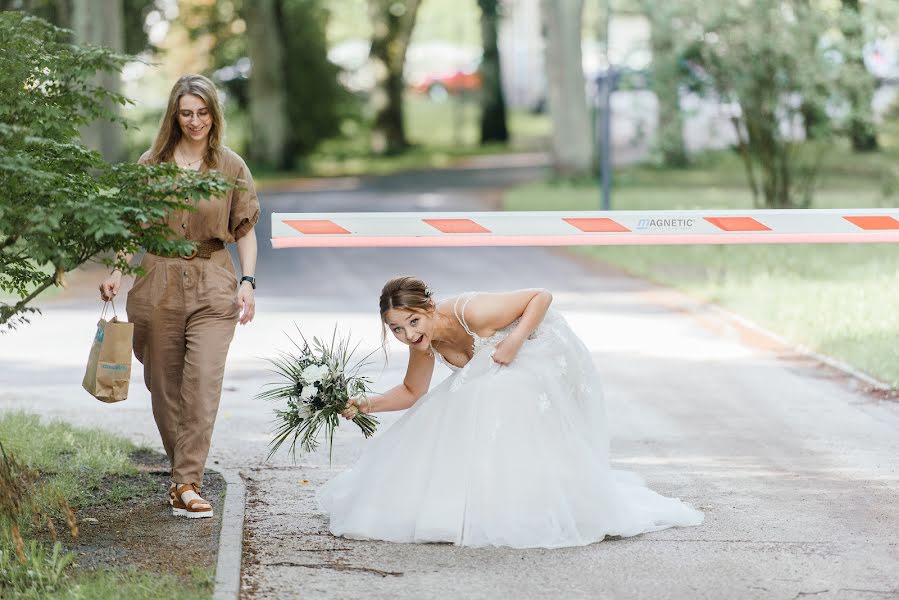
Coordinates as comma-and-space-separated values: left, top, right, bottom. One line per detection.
100, 299, 119, 321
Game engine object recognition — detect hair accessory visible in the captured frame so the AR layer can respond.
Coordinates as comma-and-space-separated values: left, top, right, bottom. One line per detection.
424, 286, 432, 297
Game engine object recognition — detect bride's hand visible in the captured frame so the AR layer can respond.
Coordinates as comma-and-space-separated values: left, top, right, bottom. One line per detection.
340, 397, 367, 420
491, 335, 524, 366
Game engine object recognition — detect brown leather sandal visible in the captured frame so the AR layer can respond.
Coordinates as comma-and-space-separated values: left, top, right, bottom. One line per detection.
169, 482, 187, 516
173, 483, 213, 519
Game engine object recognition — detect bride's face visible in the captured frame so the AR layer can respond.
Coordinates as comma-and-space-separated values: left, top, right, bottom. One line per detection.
384, 308, 435, 351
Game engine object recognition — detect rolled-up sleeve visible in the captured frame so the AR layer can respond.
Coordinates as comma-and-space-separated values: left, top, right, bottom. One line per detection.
229, 163, 260, 241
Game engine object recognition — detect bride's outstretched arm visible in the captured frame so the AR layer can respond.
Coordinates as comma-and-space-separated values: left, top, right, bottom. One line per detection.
346, 349, 435, 416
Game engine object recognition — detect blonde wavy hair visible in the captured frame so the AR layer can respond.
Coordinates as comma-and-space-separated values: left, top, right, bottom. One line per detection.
147, 74, 225, 168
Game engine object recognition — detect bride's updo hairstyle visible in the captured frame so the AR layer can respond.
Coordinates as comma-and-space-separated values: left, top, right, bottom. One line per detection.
379, 276, 435, 347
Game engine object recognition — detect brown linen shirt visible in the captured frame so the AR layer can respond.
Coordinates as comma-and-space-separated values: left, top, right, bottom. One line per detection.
138, 146, 260, 243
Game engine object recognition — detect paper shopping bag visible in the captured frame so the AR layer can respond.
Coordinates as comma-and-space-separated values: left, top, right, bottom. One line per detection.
82, 303, 134, 403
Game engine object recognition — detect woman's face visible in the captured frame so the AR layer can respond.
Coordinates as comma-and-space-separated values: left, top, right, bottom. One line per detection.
384, 308, 435, 351
177, 94, 212, 144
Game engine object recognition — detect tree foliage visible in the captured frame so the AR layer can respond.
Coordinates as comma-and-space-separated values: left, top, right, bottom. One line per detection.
0, 12, 233, 330
639, 0, 899, 206
186, 0, 354, 167
676, 2, 843, 207
638, 0, 689, 167
0, 0, 156, 52
840, 0, 878, 151
478, 0, 508, 145
367, 0, 422, 155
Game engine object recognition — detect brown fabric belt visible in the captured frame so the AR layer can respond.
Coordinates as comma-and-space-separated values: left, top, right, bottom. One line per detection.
152, 239, 225, 260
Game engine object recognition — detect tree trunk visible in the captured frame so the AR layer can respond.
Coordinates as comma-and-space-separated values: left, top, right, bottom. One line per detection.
244, 0, 291, 169
367, 0, 422, 155
730, 116, 761, 208
800, 99, 828, 140
478, 0, 508, 144
842, 0, 878, 151
791, 0, 828, 140
0, 0, 70, 25
642, 1, 687, 167
539, 0, 592, 176
72, 0, 123, 162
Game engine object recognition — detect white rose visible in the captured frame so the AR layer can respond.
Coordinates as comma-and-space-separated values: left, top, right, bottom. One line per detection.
301, 364, 329, 384
300, 384, 317, 400
297, 404, 313, 420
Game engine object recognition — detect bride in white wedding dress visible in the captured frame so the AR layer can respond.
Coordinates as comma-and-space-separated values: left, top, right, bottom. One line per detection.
317, 276, 703, 549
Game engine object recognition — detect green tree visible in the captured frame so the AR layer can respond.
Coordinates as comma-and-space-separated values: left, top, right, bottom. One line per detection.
186, 0, 352, 168
367, 0, 423, 154
0, 12, 233, 330
639, 0, 689, 167
477, 0, 508, 144
243, 0, 290, 167
0, 0, 154, 51
280, 0, 353, 160
840, 0, 878, 151
0, 0, 70, 26
790, 0, 831, 141
121, 0, 156, 54
1, 1, 156, 162
691, 1, 836, 208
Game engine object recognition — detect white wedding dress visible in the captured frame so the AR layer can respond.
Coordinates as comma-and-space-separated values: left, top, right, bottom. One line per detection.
317, 295, 703, 548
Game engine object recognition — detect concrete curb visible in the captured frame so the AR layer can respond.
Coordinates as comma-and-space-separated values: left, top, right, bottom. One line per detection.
213, 469, 246, 600
706, 303, 894, 392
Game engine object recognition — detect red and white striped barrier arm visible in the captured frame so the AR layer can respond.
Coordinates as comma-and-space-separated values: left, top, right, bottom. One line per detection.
271, 209, 899, 248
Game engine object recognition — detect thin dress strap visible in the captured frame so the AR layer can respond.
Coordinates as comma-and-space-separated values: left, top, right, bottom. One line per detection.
452, 293, 477, 337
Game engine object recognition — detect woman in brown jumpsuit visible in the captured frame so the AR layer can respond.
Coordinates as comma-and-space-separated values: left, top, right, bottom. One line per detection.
100, 74, 259, 518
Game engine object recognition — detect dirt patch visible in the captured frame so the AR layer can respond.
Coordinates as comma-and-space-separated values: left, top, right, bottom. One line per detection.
64, 449, 224, 582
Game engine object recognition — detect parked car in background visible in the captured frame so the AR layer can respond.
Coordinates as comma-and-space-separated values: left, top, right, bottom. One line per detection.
409, 60, 481, 100
410, 64, 481, 101
328, 39, 483, 102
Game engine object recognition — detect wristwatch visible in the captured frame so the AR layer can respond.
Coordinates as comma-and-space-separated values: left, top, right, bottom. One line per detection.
239, 275, 256, 289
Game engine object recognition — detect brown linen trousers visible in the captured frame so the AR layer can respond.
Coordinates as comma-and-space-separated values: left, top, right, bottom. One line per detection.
126, 147, 260, 486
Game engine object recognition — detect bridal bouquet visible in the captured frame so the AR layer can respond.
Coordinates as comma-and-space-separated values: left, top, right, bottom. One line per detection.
255, 326, 378, 460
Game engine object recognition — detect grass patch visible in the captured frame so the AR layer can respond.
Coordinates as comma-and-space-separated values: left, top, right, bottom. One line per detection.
404, 92, 550, 151
20, 568, 211, 600
504, 145, 899, 389
0, 412, 212, 600
0, 412, 135, 515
